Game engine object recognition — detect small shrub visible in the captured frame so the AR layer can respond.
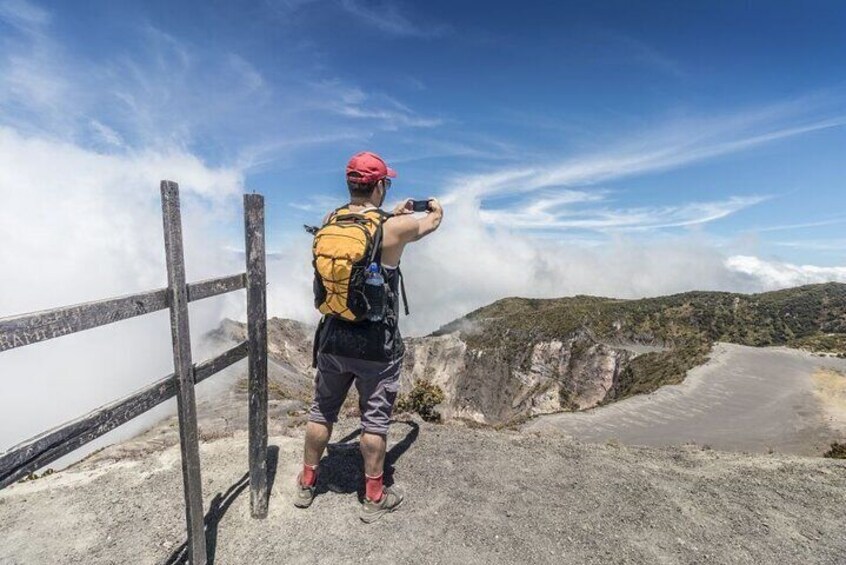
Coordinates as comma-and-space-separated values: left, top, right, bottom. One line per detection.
397, 380, 445, 422
823, 441, 846, 459
19, 468, 54, 483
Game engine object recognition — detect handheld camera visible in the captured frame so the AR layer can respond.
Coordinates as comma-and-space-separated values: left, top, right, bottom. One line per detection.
410, 199, 432, 212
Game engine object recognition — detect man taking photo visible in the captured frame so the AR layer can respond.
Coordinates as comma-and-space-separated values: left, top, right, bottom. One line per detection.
296, 151, 443, 523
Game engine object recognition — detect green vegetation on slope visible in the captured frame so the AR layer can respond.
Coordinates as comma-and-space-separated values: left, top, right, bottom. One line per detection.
397, 380, 446, 422
611, 341, 712, 402
433, 283, 846, 403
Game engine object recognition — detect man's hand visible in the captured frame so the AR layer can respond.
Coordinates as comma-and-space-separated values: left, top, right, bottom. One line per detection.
385, 197, 445, 249
391, 199, 414, 215
410, 197, 442, 241
427, 198, 443, 217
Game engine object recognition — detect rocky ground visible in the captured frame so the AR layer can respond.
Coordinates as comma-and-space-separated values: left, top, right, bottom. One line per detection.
4, 310, 846, 564
2, 418, 846, 565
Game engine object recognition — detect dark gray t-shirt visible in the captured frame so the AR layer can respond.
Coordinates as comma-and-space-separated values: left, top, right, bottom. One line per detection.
316, 267, 405, 362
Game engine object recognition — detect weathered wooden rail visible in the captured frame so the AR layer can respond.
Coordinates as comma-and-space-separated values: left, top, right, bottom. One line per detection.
0, 181, 269, 565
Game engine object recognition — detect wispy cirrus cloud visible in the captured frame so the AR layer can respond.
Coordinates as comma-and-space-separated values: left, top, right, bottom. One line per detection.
338, 0, 449, 38
773, 239, 846, 252
440, 95, 845, 235
589, 29, 685, 78
288, 194, 342, 213
743, 217, 846, 233
0, 1, 442, 162
323, 83, 443, 129
0, 0, 48, 31
447, 112, 845, 203
480, 193, 768, 232
89, 119, 124, 148
0, 0, 72, 132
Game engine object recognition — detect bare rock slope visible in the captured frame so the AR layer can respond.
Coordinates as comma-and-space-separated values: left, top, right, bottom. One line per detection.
222, 318, 644, 426
1, 419, 845, 565
401, 330, 638, 424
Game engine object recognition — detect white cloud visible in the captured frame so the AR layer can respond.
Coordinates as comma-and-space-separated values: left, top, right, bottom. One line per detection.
387, 203, 846, 337
725, 255, 846, 288
0, 128, 246, 453
396, 203, 746, 335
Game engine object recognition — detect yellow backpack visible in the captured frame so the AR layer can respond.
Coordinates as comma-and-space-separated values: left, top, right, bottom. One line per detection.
311, 206, 392, 321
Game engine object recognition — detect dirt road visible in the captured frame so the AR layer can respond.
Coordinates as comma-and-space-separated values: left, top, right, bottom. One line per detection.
524, 343, 846, 455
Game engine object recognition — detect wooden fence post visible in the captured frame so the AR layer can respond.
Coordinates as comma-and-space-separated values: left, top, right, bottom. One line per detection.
161, 181, 207, 565
244, 193, 269, 519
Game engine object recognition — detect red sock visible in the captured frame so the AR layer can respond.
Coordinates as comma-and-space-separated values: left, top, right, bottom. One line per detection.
365, 473, 384, 502
301, 464, 318, 487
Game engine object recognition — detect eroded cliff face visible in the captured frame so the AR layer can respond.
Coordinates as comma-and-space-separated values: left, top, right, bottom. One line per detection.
217, 318, 640, 426
402, 331, 635, 425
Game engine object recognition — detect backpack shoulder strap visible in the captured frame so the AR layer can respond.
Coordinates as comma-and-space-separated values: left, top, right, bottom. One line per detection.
397, 265, 410, 316
324, 204, 352, 225
368, 211, 387, 265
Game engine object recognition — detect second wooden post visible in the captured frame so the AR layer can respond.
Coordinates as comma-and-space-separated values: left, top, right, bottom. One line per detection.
244, 193, 269, 519
161, 181, 207, 565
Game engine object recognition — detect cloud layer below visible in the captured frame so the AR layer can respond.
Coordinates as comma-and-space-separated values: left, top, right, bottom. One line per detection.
0, 126, 246, 452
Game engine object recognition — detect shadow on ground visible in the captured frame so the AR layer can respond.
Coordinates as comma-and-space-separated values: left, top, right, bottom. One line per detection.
164, 445, 279, 565
316, 420, 420, 499
164, 420, 418, 564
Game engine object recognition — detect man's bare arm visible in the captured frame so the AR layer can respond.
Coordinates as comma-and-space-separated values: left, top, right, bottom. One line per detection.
388, 198, 444, 244
411, 198, 443, 241
380, 199, 444, 265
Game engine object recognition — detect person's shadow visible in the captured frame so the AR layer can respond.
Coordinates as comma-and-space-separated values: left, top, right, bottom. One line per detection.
163, 420, 418, 564
315, 420, 420, 500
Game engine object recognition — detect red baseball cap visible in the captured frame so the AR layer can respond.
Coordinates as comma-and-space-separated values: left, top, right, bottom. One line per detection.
346, 151, 397, 184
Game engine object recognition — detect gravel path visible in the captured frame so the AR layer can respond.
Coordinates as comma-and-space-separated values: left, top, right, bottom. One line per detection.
524, 343, 846, 455
2, 418, 846, 565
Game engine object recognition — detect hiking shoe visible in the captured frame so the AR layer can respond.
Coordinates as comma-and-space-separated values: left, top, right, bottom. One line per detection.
293, 473, 316, 509
360, 486, 404, 523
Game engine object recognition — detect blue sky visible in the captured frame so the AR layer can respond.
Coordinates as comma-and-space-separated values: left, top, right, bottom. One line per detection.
1, 0, 845, 273
4, 0, 846, 446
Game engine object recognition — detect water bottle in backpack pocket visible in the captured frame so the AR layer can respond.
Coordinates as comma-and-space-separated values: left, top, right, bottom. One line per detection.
364, 262, 386, 321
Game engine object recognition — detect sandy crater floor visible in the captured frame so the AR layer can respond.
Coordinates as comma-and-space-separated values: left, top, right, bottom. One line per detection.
524, 343, 846, 456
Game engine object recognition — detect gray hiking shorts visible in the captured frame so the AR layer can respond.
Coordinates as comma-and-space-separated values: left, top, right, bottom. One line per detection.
308, 353, 403, 436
